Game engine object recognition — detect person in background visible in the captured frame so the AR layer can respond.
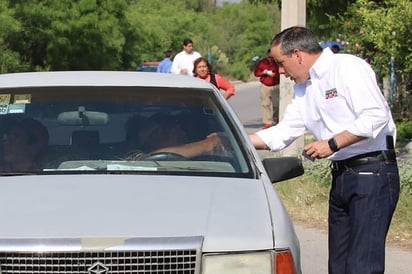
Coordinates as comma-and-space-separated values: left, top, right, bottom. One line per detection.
171, 38, 201, 76
254, 49, 280, 129
157, 50, 173, 73
193, 57, 235, 100
250, 26, 399, 274
331, 44, 340, 54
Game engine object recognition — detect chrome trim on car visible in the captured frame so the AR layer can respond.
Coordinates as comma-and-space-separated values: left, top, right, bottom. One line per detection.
0, 236, 203, 274
88, 262, 109, 274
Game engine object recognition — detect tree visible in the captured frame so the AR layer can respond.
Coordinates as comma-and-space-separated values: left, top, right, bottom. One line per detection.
333, 0, 411, 76
4, 0, 143, 71
0, 0, 281, 76
128, 0, 281, 80
248, 0, 355, 39
250, 0, 412, 118
0, 0, 22, 72
126, 0, 206, 66
330, 0, 412, 118
210, 1, 281, 80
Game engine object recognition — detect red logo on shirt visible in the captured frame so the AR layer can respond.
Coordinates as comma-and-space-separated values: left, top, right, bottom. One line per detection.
325, 88, 338, 99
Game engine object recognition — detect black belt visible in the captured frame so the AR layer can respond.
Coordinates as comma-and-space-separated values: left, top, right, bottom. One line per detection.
331, 150, 396, 171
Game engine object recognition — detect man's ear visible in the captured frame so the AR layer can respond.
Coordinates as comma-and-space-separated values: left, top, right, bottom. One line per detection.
293, 49, 303, 64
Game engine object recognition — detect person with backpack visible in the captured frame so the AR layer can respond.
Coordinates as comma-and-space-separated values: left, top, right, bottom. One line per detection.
193, 57, 235, 100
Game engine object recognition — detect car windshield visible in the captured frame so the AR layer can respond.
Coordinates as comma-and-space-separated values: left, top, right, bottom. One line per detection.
0, 86, 252, 177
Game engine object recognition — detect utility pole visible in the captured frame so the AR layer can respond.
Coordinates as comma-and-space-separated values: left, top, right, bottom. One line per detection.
279, 0, 306, 156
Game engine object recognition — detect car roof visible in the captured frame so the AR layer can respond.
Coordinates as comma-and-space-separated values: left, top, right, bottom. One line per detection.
0, 71, 213, 89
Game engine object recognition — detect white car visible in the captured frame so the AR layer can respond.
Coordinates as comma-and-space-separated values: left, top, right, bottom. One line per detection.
0, 71, 303, 274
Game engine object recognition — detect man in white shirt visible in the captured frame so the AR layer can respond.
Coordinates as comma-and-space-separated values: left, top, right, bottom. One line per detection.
250, 26, 399, 274
171, 38, 201, 76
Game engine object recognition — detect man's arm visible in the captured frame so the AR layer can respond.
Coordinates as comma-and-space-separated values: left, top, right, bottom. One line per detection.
253, 60, 265, 77
249, 134, 269, 150
150, 133, 223, 158
170, 54, 181, 74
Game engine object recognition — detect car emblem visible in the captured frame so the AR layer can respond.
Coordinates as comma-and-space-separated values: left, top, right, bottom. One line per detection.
87, 262, 109, 274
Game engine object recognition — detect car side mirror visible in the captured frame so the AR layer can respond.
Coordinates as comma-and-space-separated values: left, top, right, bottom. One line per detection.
262, 157, 304, 184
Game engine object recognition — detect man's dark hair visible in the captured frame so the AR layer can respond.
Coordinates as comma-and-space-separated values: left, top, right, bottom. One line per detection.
183, 38, 193, 46
165, 50, 172, 58
271, 26, 322, 56
331, 45, 340, 53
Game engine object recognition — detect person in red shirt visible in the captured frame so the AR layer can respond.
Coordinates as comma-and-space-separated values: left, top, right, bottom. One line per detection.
193, 57, 235, 100
254, 49, 280, 129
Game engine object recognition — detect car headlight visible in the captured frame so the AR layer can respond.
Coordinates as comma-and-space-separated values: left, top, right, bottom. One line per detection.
202, 252, 272, 274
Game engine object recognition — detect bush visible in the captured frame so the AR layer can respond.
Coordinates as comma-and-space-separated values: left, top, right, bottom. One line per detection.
302, 158, 411, 194
398, 159, 412, 195
396, 119, 412, 143
301, 159, 331, 188
230, 63, 252, 81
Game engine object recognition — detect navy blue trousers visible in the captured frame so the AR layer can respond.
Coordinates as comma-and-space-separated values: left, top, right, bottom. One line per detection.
328, 160, 399, 274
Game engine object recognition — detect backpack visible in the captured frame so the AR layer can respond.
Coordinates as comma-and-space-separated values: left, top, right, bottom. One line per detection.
209, 73, 219, 89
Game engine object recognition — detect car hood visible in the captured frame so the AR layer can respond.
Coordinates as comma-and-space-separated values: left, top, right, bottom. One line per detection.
0, 174, 274, 252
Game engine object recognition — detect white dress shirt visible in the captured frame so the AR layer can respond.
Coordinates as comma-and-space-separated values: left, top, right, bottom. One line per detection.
256, 48, 396, 161
171, 50, 201, 76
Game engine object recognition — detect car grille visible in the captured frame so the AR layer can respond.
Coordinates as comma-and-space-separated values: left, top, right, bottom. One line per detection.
0, 250, 197, 273
0, 237, 202, 274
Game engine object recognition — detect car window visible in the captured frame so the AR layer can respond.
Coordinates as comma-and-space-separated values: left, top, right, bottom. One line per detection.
0, 87, 252, 177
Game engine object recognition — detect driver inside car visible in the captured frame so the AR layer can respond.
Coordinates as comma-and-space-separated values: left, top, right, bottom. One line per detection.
125, 113, 229, 160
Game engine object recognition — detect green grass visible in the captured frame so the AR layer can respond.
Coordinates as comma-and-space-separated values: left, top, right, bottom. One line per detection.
269, 156, 412, 250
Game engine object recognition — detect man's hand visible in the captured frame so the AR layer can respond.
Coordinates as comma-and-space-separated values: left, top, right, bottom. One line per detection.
303, 131, 365, 159
303, 140, 334, 159
206, 132, 230, 155
263, 69, 274, 77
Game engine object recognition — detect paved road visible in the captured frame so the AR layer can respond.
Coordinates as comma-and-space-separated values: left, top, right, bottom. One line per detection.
229, 80, 411, 274
295, 223, 411, 274
229, 81, 263, 134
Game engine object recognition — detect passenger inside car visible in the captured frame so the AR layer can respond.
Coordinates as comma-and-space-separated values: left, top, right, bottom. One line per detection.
0, 118, 49, 172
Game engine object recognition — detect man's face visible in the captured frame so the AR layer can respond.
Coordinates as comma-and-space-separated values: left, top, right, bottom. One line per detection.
183, 43, 194, 54
271, 45, 307, 84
